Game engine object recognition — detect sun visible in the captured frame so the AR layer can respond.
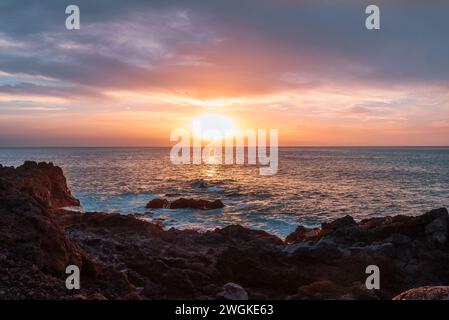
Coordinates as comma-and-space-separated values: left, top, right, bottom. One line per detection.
191, 113, 236, 141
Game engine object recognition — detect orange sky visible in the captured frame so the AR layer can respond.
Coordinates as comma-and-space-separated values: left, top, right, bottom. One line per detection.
1, 1, 449, 146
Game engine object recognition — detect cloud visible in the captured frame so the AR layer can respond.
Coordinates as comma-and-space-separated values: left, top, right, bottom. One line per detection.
0, 0, 449, 145
1, 0, 448, 97
346, 105, 372, 114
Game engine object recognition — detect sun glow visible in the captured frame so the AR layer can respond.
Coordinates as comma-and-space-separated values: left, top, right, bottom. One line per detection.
191, 113, 236, 141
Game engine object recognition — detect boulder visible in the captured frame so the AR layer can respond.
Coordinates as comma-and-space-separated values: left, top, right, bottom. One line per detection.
285, 226, 321, 244
217, 283, 249, 300
322, 215, 357, 232
393, 286, 449, 300
146, 198, 169, 209
170, 198, 224, 210
145, 197, 224, 210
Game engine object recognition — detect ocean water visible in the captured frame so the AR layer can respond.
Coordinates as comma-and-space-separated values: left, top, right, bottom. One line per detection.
0, 147, 448, 238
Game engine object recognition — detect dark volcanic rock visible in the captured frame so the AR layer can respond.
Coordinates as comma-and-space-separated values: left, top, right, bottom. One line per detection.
217, 283, 249, 300
285, 226, 321, 244
145, 197, 225, 210
393, 286, 449, 300
0, 161, 80, 208
2, 161, 449, 300
322, 215, 357, 232
0, 162, 134, 299
170, 198, 224, 210
145, 198, 169, 209
0, 162, 83, 277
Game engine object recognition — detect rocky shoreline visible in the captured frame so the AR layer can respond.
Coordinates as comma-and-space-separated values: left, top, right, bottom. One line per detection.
1, 161, 449, 300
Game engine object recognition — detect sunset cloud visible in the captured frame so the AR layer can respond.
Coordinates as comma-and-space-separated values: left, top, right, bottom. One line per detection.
0, 0, 448, 146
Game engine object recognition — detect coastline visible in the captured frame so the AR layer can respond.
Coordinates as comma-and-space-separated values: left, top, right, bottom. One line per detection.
1, 161, 449, 300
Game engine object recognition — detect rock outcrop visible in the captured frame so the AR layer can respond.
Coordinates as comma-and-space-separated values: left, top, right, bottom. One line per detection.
146, 197, 224, 210
0, 162, 133, 299
1, 161, 449, 300
0, 161, 80, 208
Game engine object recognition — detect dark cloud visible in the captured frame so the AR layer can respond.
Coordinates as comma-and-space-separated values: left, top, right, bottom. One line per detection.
0, 0, 448, 97
0, 82, 104, 98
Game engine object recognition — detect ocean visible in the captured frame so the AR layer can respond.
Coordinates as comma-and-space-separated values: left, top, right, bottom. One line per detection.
1, 147, 448, 238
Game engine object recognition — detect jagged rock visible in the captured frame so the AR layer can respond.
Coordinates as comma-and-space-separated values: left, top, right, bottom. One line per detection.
0, 162, 135, 299
393, 286, 449, 300
0, 162, 84, 275
2, 161, 449, 300
0, 161, 80, 208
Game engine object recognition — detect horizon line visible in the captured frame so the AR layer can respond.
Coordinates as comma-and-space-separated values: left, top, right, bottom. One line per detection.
1, 145, 449, 148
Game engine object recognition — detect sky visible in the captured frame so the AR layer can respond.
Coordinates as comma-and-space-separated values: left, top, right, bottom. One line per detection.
0, 0, 448, 146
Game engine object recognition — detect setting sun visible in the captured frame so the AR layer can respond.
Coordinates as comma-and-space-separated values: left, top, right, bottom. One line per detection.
191, 114, 236, 141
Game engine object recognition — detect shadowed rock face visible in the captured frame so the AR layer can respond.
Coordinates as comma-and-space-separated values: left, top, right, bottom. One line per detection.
0, 162, 134, 299
1, 162, 449, 300
0, 162, 82, 272
0, 161, 80, 208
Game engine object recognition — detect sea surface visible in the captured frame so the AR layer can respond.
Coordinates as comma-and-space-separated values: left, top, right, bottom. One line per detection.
1, 147, 448, 238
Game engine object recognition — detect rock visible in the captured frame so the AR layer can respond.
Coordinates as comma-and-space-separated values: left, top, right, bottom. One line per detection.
143, 280, 162, 297
389, 233, 412, 245
2, 161, 449, 300
393, 286, 449, 300
145, 197, 224, 210
145, 198, 169, 209
0, 162, 136, 299
0, 162, 85, 275
191, 179, 209, 188
288, 280, 378, 300
170, 198, 224, 210
217, 283, 249, 300
0, 161, 80, 208
90, 293, 108, 300
425, 214, 448, 244
217, 224, 283, 245
285, 226, 321, 244
322, 215, 357, 232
